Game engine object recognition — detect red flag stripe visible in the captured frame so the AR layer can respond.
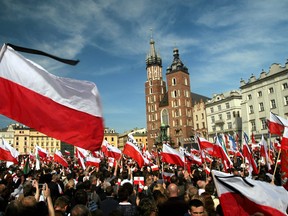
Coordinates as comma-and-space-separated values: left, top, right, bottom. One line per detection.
0, 45, 104, 151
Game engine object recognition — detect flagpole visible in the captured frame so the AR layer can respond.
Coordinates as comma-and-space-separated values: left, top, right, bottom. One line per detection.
271, 149, 281, 184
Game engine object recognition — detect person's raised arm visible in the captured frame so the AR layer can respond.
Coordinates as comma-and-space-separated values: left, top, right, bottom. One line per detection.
42, 183, 55, 216
32, 179, 40, 201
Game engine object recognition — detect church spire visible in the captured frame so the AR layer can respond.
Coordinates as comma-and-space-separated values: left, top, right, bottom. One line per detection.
166, 47, 188, 74
146, 33, 162, 68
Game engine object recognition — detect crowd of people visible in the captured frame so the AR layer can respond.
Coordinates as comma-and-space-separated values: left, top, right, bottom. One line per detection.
0, 150, 286, 216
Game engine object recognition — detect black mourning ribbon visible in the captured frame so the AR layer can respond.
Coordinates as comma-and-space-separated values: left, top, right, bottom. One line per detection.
214, 174, 254, 196
7, 43, 79, 66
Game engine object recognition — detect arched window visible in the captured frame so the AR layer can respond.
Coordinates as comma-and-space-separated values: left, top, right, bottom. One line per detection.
172, 78, 176, 86
161, 109, 169, 125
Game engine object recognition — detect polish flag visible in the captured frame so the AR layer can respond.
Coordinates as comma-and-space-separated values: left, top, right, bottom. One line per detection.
267, 112, 287, 136
198, 137, 214, 149
54, 150, 68, 167
64, 150, 70, 156
108, 157, 117, 167
0, 44, 104, 151
35, 145, 47, 158
123, 140, 145, 168
76, 147, 90, 158
213, 137, 233, 171
151, 164, 159, 172
281, 127, 288, 151
259, 135, 271, 170
133, 176, 144, 185
123, 134, 145, 168
162, 172, 175, 183
0, 137, 19, 164
85, 156, 101, 167
161, 144, 185, 167
75, 148, 86, 170
212, 170, 288, 216
102, 140, 122, 160
242, 135, 259, 175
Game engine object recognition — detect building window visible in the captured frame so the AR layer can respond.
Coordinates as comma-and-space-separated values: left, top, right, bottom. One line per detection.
211, 116, 215, 123
195, 115, 198, 121
172, 78, 176, 86
184, 78, 188, 85
228, 122, 232, 129
196, 123, 199, 130
247, 94, 252, 100
249, 105, 254, 114
250, 120, 256, 131
282, 83, 288, 90
261, 118, 267, 130
226, 112, 231, 120
284, 96, 288, 106
202, 122, 205, 128
173, 90, 177, 97
217, 105, 221, 111
201, 113, 204, 119
268, 87, 274, 94
210, 107, 214, 113
150, 88, 153, 94
225, 103, 230, 109
212, 126, 216, 132
258, 91, 262, 97
270, 99, 276, 109
218, 114, 222, 120
259, 102, 264, 112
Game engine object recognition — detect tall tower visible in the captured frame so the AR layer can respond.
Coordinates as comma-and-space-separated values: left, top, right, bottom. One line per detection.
166, 48, 194, 147
145, 38, 166, 149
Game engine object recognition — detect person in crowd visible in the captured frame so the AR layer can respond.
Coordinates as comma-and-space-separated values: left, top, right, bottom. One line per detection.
186, 199, 206, 216
116, 185, 138, 216
137, 197, 158, 216
200, 192, 216, 216
70, 204, 92, 216
54, 195, 70, 215
158, 183, 187, 216
100, 185, 118, 216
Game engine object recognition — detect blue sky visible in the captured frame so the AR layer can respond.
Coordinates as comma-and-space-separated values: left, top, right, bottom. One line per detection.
1, 0, 288, 134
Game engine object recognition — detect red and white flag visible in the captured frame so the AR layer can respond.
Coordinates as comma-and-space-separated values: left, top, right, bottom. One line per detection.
281, 127, 288, 151
123, 134, 145, 168
35, 145, 48, 158
259, 135, 271, 170
267, 112, 287, 136
85, 156, 101, 167
162, 172, 175, 182
150, 164, 159, 172
212, 170, 288, 216
64, 150, 70, 156
0, 137, 19, 164
133, 176, 144, 185
0, 44, 104, 151
75, 148, 86, 170
198, 137, 214, 149
108, 157, 117, 167
242, 136, 259, 175
161, 144, 185, 167
101, 140, 122, 160
213, 137, 233, 171
54, 150, 68, 167
76, 147, 90, 158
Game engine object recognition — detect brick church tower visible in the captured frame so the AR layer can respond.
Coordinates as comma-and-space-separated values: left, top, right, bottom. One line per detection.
145, 39, 194, 150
